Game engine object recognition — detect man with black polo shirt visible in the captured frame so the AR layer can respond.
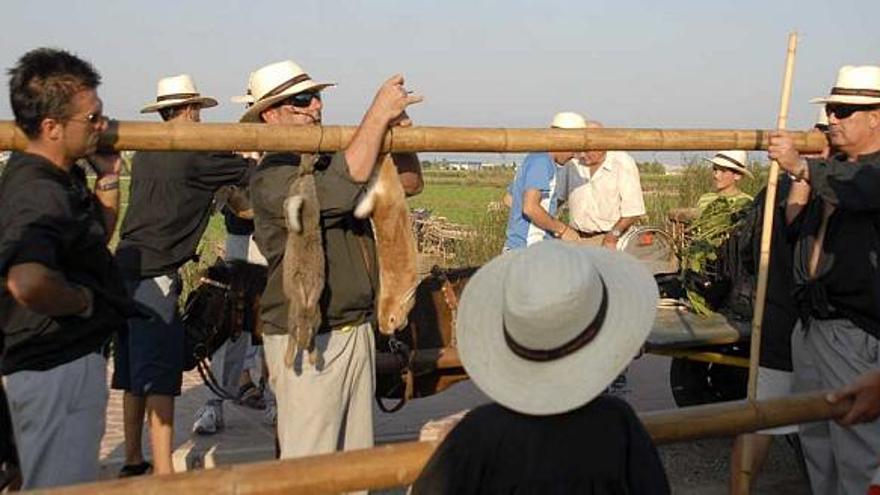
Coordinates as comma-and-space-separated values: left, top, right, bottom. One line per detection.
112, 74, 254, 476
243, 60, 423, 464
770, 64, 880, 495
0, 48, 129, 488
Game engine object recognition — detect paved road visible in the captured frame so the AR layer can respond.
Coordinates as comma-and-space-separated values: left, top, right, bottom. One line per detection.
99, 354, 809, 493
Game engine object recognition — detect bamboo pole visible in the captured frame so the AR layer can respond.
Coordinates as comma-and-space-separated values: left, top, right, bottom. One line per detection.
0, 121, 828, 153
39, 391, 850, 495
735, 32, 799, 494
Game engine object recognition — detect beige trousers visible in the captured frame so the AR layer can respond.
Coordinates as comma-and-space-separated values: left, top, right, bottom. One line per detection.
263, 322, 376, 460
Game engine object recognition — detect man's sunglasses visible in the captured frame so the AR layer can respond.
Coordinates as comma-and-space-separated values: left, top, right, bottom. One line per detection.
825, 104, 880, 120
68, 112, 107, 126
280, 91, 321, 108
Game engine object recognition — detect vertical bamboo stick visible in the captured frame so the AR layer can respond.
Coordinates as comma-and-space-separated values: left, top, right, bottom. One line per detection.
734, 31, 799, 494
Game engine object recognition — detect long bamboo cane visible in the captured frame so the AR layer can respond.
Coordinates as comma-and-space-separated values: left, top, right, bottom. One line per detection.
0, 121, 827, 153
735, 32, 799, 494
40, 391, 850, 495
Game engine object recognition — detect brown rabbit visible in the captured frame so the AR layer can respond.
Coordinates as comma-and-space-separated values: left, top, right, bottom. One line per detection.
282, 155, 325, 367
355, 155, 419, 334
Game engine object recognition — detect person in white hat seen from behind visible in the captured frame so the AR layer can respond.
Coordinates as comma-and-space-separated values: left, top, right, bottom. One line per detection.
244, 60, 423, 468
556, 119, 647, 249
112, 74, 256, 477
502, 112, 586, 250
769, 65, 880, 494
411, 241, 668, 494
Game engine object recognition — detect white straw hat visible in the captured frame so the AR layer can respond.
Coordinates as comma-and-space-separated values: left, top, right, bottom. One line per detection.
705, 150, 753, 179
239, 60, 335, 123
140, 74, 218, 114
551, 111, 587, 129
815, 105, 829, 130
456, 241, 658, 415
810, 65, 880, 106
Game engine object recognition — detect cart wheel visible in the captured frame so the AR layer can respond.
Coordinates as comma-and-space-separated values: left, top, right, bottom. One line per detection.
669, 357, 747, 407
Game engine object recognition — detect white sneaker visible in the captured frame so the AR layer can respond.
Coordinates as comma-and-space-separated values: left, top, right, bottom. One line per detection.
263, 400, 277, 427
193, 403, 224, 435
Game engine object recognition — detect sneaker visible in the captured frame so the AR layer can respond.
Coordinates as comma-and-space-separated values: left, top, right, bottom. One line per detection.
263, 400, 277, 427
118, 461, 151, 478
193, 403, 224, 435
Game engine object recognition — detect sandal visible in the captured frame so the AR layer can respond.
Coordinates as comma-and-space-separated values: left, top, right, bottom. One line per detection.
118, 461, 152, 478
236, 382, 266, 410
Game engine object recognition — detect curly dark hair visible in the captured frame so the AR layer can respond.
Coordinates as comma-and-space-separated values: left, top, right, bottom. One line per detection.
7, 48, 101, 139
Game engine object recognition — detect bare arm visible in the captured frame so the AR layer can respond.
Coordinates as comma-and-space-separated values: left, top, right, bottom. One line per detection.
502, 192, 512, 208
602, 216, 639, 249
522, 189, 578, 241
88, 153, 123, 242
344, 74, 423, 183
6, 262, 91, 317
785, 180, 811, 225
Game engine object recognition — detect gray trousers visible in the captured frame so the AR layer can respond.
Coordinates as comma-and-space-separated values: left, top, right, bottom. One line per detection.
208, 334, 251, 402
2, 352, 107, 489
263, 322, 375, 460
792, 318, 880, 495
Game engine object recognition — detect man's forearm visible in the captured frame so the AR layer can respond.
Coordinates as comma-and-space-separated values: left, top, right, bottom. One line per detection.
345, 111, 390, 183
7, 262, 91, 316
94, 175, 121, 241
523, 204, 567, 236
612, 216, 638, 234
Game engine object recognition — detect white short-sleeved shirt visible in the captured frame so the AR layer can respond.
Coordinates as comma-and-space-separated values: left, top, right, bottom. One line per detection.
557, 151, 646, 233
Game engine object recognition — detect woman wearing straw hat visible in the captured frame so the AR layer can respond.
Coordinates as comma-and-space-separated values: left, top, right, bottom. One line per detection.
412, 241, 669, 494
696, 150, 754, 212
112, 74, 255, 477
769, 64, 880, 495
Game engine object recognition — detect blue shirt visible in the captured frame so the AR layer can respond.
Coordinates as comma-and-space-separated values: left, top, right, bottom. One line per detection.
504, 152, 560, 250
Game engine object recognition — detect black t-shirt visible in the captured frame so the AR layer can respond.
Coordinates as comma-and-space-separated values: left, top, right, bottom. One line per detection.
115, 151, 251, 278
411, 396, 670, 495
0, 152, 130, 374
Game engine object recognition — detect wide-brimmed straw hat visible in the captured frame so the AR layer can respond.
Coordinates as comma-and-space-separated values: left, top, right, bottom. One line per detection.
705, 150, 753, 179
456, 241, 658, 415
550, 111, 587, 129
815, 105, 829, 130
140, 74, 218, 114
810, 65, 880, 106
239, 60, 335, 123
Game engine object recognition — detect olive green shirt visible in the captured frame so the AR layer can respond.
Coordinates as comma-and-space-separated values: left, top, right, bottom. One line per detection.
250, 152, 378, 334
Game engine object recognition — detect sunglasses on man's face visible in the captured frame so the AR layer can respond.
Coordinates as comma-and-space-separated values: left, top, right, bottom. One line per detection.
282, 91, 321, 108
825, 104, 880, 120
68, 112, 107, 126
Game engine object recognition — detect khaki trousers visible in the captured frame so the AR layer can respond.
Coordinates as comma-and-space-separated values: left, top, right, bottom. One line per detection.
263, 322, 375, 460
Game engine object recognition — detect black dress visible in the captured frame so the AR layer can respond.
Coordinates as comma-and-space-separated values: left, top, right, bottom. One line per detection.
412, 396, 670, 494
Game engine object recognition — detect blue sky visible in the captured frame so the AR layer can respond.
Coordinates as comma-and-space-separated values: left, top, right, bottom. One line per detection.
2, 0, 878, 163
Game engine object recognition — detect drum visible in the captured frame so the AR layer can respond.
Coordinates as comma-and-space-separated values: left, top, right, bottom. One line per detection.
617, 226, 679, 275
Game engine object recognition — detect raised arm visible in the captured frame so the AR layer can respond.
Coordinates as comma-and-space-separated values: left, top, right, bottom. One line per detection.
345, 74, 423, 183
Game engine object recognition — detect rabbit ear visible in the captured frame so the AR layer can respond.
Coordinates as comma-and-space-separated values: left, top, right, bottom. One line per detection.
354, 186, 377, 219
284, 195, 305, 233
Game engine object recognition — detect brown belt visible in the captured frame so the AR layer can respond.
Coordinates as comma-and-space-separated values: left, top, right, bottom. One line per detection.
573, 228, 608, 239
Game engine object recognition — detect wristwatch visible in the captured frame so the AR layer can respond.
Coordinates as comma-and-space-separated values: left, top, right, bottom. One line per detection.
609, 229, 623, 238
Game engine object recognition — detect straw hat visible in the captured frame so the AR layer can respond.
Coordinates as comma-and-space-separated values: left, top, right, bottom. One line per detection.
551, 111, 587, 129
456, 241, 658, 416
140, 74, 218, 114
239, 60, 335, 123
705, 150, 753, 179
810, 65, 880, 106
815, 105, 829, 130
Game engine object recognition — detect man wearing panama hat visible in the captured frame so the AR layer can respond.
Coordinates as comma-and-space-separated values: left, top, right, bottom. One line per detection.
243, 59, 423, 464
411, 241, 669, 493
769, 65, 880, 494
112, 74, 255, 476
